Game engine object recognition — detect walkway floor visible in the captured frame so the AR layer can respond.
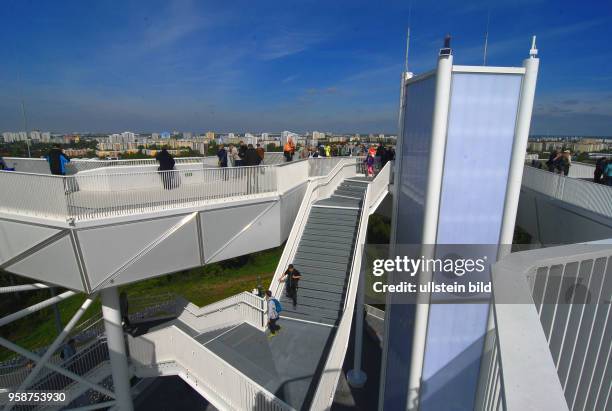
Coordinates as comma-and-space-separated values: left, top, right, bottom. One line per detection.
203, 320, 335, 411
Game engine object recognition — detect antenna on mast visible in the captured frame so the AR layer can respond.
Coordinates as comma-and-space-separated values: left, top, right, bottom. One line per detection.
483, 8, 491, 65
529, 35, 538, 58
404, 1, 413, 73
404, 27, 411, 73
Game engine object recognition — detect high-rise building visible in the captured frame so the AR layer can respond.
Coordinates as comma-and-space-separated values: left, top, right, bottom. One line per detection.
281, 130, 299, 146
244, 133, 257, 145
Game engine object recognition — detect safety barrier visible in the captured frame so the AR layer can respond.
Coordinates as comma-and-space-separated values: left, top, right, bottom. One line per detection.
477, 242, 612, 411
128, 326, 294, 411
0, 157, 366, 223
523, 166, 612, 217
178, 291, 267, 333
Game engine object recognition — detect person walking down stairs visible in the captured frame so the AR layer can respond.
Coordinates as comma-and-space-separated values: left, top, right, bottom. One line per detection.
280, 264, 302, 308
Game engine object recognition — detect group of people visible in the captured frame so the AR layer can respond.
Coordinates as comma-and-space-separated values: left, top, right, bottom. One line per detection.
217, 142, 266, 167
266, 264, 302, 337
545, 149, 573, 176
594, 157, 612, 186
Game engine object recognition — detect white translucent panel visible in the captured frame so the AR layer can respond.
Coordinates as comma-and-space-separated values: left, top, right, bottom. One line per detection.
437, 72, 522, 245
421, 72, 522, 411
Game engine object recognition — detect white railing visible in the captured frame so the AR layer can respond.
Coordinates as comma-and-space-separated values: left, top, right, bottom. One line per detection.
522, 166, 612, 217
275, 159, 311, 194
0, 171, 68, 220
309, 185, 371, 410
482, 242, 612, 411
308, 157, 347, 177
525, 159, 596, 179
178, 291, 266, 333
367, 161, 392, 210
2, 153, 287, 175
0, 157, 367, 223
67, 165, 278, 221
129, 326, 294, 411
0, 338, 109, 394
2, 157, 50, 174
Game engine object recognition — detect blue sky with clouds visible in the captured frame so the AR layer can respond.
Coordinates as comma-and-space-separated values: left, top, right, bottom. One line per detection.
1, 0, 610, 134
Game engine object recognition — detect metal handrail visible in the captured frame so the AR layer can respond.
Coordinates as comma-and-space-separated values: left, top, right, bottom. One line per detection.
523, 166, 612, 217
129, 325, 295, 411
0, 158, 363, 223
483, 241, 612, 411
310, 183, 371, 410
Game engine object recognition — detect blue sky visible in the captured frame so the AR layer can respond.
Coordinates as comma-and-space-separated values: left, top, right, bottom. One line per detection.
1, 0, 611, 134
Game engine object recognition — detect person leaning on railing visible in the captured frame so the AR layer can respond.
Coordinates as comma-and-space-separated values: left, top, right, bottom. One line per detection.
604, 159, 612, 186
155, 147, 177, 190
47, 144, 71, 176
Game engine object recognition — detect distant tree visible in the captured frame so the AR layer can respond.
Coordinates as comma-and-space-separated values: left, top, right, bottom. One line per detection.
207, 140, 218, 155
266, 143, 282, 152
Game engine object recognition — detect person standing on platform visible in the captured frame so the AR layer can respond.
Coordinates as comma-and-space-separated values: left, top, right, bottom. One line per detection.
283, 138, 295, 162
256, 143, 265, 164
266, 290, 281, 336
604, 159, 612, 186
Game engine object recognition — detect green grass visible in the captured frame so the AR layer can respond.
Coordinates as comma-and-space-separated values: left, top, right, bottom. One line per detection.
0, 246, 283, 362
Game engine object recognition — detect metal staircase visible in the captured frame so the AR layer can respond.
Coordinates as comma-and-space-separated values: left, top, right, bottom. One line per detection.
126, 163, 391, 411
281, 179, 369, 326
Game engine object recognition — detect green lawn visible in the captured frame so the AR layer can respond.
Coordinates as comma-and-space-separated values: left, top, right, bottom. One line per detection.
0, 246, 283, 361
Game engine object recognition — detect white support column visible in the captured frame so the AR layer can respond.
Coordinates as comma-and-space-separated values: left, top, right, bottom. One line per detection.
101, 287, 134, 411
498, 38, 540, 256
347, 261, 367, 388
407, 51, 454, 410
476, 39, 540, 409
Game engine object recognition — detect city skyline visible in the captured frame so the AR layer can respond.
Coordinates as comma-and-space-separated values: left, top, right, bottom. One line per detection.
1, 0, 611, 134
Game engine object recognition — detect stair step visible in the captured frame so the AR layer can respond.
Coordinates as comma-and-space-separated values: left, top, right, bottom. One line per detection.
310, 208, 359, 218
279, 287, 343, 302
293, 257, 350, 272
304, 222, 357, 233
303, 227, 356, 237
295, 251, 350, 264
298, 238, 354, 251
334, 189, 363, 197
300, 275, 346, 293
297, 245, 352, 258
337, 185, 367, 193
293, 273, 347, 286
300, 266, 349, 284
296, 265, 353, 278
281, 311, 338, 326
281, 304, 342, 323
306, 215, 358, 226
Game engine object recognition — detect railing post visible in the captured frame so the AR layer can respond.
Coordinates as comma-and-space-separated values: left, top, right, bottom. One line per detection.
101, 287, 134, 411
347, 250, 367, 388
